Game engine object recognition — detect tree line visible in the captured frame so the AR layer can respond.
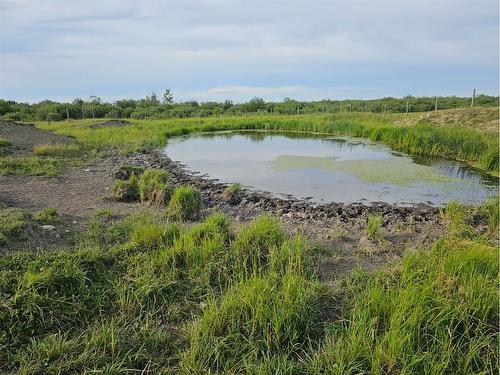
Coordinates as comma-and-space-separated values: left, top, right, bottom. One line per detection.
0, 90, 498, 122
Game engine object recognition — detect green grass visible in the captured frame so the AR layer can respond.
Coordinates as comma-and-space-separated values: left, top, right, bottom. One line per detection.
0, 202, 498, 373
33, 143, 81, 157
112, 174, 139, 202
306, 236, 498, 374
34, 208, 60, 224
0, 207, 31, 242
0, 138, 11, 147
37, 113, 499, 173
138, 168, 172, 204
0, 157, 62, 176
366, 213, 383, 240
166, 186, 204, 221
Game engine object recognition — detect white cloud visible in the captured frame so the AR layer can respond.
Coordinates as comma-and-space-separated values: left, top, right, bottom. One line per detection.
0, 0, 498, 102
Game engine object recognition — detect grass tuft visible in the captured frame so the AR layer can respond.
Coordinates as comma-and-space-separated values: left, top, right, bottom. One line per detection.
112, 174, 139, 202
34, 207, 60, 224
366, 213, 383, 240
138, 168, 172, 204
166, 186, 204, 221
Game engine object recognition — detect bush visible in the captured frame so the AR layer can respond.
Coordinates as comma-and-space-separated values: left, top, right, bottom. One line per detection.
138, 169, 172, 205
34, 208, 60, 224
166, 186, 203, 221
112, 174, 139, 202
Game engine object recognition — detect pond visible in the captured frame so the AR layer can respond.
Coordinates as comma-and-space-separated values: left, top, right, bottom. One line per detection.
164, 131, 498, 206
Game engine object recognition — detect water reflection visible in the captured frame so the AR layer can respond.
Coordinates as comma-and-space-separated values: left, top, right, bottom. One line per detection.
165, 132, 498, 206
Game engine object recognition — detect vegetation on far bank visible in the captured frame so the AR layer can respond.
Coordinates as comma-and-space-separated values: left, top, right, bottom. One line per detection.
0, 197, 497, 373
36, 112, 499, 174
1, 94, 498, 121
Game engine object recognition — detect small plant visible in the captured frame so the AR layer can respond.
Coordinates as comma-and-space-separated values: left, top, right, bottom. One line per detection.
35, 208, 60, 224
366, 213, 383, 240
138, 169, 172, 205
166, 186, 204, 221
221, 183, 242, 204
112, 174, 139, 202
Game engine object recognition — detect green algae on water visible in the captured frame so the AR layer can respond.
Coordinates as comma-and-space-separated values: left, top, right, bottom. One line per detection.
270, 154, 457, 185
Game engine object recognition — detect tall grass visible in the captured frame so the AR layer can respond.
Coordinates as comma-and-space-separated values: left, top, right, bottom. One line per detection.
1, 203, 498, 373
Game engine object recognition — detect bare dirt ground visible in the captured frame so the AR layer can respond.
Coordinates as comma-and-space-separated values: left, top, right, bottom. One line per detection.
0, 120, 73, 155
0, 121, 445, 279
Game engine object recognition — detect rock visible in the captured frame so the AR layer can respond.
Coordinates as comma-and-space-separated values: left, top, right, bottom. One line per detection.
41, 225, 56, 231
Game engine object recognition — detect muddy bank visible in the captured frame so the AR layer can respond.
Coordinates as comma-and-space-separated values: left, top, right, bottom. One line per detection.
120, 150, 440, 225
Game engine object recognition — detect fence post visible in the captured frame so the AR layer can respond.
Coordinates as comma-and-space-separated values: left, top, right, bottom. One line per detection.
471, 88, 476, 107
405, 101, 409, 117
384, 104, 387, 117
66, 107, 70, 120
349, 103, 352, 112
434, 97, 438, 111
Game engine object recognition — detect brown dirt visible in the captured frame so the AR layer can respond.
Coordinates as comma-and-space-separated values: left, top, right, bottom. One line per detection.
0, 120, 73, 155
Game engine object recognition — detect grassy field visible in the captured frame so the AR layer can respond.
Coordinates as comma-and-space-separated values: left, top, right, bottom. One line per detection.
1, 110, 498, 373
0, 199, 498, 373
35, 112, 498, 174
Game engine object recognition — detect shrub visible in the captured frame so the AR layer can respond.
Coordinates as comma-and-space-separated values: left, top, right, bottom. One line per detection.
166, 186, 203, 221
138, 169, 172, 204
34, 208, 60, 224
112, 174, 139, 202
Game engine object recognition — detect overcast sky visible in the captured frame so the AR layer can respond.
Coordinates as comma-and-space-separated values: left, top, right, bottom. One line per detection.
0, 0, 498, 103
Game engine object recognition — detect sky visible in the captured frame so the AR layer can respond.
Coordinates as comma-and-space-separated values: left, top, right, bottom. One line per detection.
0, 0, 498, 103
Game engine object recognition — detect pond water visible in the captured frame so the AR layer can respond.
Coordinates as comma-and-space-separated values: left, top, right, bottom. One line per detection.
164, 132, 498, 206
